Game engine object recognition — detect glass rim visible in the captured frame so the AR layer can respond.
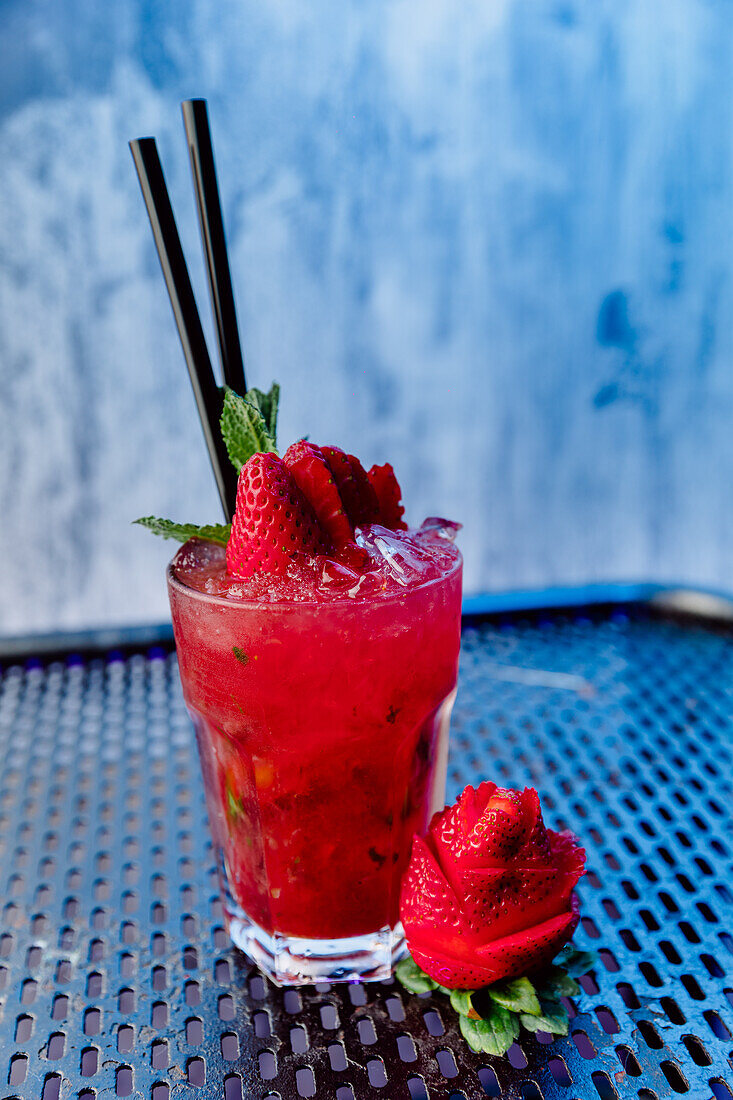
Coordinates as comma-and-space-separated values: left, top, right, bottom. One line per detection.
166, 545, 462, 612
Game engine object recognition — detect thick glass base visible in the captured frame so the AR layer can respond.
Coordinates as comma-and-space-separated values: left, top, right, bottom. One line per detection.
226, 898, 407, 986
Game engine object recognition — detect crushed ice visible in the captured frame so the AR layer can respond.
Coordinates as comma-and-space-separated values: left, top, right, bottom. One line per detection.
176, 521, 460, 601
416, 517, 463, 542
357, 524, 437, 587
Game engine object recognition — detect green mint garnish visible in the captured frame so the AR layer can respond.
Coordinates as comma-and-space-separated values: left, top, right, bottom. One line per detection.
247, 382, 280, 444
135, 380, 280, 544
133, 517, 231, 545
232, 646, 249, 665
226, 783, 245, 824
220, 386, 278, 471
395, 947, 596, 1058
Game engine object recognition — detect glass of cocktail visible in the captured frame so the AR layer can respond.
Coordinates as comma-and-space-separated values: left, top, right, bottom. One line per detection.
130, 107, 463, 986
167, 518, 462, 985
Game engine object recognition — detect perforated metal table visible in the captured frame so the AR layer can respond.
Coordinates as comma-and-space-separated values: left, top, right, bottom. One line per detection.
0, 599, 731, 1100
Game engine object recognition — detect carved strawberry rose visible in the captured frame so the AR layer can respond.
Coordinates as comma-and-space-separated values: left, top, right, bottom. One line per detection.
400, 783, 586, 989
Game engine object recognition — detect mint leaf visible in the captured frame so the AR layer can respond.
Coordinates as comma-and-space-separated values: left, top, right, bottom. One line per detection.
450, 989, 481, 1019
520, 999, 569, 1036
537, 965, 581, 1000
459, 1003, 519, 1056
220, 387, 277, 471
232, 646, 249, 666
554, 946, 598, 978
134, 517, 231, 545
226, 784, 244, 824
395, 956, 439, 995
488, 976, 541, 1017
247, 382, 280, 445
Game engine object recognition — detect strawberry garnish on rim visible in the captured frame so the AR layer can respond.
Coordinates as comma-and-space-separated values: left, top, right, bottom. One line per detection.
284, 440, 370, 570
283, 440, 355, 549
368, 462, 407, 530
226, 452, 331, 578
321, 446, 380, 528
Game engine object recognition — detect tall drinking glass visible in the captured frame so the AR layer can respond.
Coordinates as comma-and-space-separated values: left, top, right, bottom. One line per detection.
168, 540, 462, 984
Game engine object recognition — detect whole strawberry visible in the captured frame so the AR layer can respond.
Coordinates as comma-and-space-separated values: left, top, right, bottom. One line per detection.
226, 453, 331, 578
400, 783, 585, 989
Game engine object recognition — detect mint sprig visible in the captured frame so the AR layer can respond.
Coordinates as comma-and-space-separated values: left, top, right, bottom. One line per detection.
247, 383, 280, 443
135, 381, 280, 545
220, 386, 278, 471
395, 946, 597, 1058
133, 517, 231, 545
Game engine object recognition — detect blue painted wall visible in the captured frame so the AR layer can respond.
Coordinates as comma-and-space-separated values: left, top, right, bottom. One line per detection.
1, 0, 732, 634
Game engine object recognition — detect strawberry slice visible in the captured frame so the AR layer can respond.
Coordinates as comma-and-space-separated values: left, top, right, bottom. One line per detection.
226, 453, 330, 578
473, 895, 581, 981
283, 440, 355, 548
368, 463, 408, 529
409, 896, 580, 989
458, 863, 580, 941
400, 835, 464, 943
321, 446, 380, 527
431, 780, 497, 871
408, 942, 500, 991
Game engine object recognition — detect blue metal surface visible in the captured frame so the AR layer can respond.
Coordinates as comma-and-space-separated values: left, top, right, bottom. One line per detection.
461, 584, 667, 617
0, 604, 731, 1098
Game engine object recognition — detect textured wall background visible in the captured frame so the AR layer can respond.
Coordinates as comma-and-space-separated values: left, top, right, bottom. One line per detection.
1, 0, 733, 634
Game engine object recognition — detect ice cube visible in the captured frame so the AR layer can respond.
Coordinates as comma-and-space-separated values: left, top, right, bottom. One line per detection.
317, 558, 361, 595
358, 524, 434, 587
417, 517, 462, 542
346, 572, 383, 598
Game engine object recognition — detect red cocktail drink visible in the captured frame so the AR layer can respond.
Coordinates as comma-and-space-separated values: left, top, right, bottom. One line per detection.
168, 525, 462, 983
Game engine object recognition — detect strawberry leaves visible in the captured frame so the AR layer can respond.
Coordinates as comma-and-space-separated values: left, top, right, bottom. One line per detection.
450, 989, 482, 1019
459, 1004, 519, 1056
555, 945, 598, 978
395, 946, 597, 1058
520, 1001, 569, 1035
394, 956, 442, 995
537, 965, 581, 999
487, 976, 541, 1016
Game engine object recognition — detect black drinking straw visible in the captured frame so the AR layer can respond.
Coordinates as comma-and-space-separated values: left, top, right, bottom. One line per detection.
129, 136, 238, 519
181, 99, 247, 396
